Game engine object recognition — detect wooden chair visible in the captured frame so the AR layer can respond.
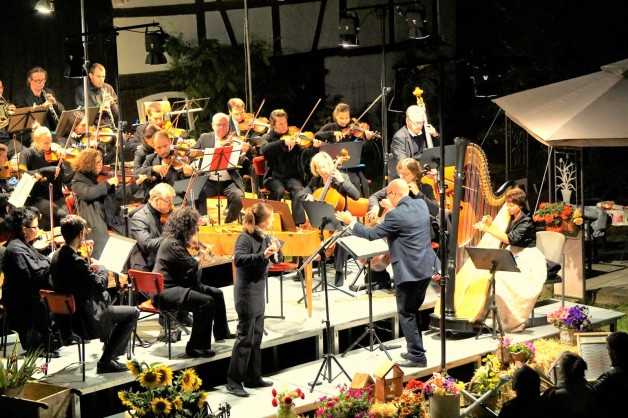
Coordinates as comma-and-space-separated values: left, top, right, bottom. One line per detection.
126, 269, 190, 359
39, 290, 86, 382
265, 262, 298, 320
252, 156, 290, 201
65, 192, 76, 214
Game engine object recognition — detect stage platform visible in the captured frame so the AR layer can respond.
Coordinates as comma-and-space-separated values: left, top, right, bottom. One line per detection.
3, 263, 625, 417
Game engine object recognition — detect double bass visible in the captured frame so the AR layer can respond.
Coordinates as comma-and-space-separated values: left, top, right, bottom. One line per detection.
431, 138, 513, 332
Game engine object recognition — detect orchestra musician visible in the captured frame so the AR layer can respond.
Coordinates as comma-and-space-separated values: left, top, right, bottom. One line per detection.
315, 103, 374, 197
388, 105, 439, 181
295, 152, 360, 286
226, 203, 281, 397
14, 67, 64, 140
19, 125, 70, 230
74, 63, 119, 128
192, 113, 249, 223
336, 179, 440, 368
152, 206, 235, 358
0, 144, 14, 238
50, 214, 140, 373
472, 187, 547, 332
71, 148, 148, 259
132, 102, 165, 168
227, 97, 260, 194
1, 207, 55, 353
0, 79, 20, 157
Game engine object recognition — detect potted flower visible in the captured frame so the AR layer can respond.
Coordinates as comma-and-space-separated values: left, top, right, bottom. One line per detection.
423, 372, 464, 418
118, 359, 213, 417
315, 383, 373, 418
271, 386, 304, 418
533, 201, 583, 232
369, 380, 426, 418
0, 333, 45, 397
547, 305, 592, 345
502, 338, 536, 364
466, 354, 512, 418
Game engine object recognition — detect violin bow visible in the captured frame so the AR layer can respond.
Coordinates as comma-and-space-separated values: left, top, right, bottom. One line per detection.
242, 98, 266, 139
180, 171, 198, 209
297, 98, 321, 135
346, 93, 382, 135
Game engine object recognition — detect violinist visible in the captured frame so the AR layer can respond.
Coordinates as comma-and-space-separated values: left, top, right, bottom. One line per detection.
260, 109, 317, 224
132, 102, 165, 168
14, 67, 65, 136
131, 123, 161, 201
389, 105, 440, 180
191, 113, 248, 223
295, 152, 360, 286
227, 98, 261, 194
1, 207, 56, 354
50, 214, 140, 373
137, 131, 193, 199
19, 125, 70, 230
0, 144, 14, 268
71, 148, 148, 258
315, 103, 372, 197
0, 79, 21, 157
74, 63, 118, 128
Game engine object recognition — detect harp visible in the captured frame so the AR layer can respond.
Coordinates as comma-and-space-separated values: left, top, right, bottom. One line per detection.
432, 138, 514, 333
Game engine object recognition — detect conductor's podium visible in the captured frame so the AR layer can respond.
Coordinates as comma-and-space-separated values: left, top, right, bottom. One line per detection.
198, 225, 321, 316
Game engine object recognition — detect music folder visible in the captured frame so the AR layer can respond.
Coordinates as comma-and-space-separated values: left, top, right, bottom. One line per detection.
97, 234, 137, 275
241, 197, 297, 232
199, 146, 241, 173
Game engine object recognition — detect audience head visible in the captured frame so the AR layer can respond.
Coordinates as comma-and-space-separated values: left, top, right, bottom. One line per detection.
269, 109, 288, 135
310, 152, 334, 177
148, 183, 175, 214
557, 352, 588, 384
396, 158, 422, 183
162, 206, 200, 244
386, 179, 410, 207
9, 207, 39, 241
607, 331, 628, 367
242, 203, 273, 234
59, 214, 87, 244
512, 364, 541, 398
72, 148, 102, 174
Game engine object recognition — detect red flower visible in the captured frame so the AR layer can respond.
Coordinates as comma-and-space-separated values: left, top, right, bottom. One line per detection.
272, 398, 278, 407
296, 388, 302, 395
300, 392, 305, 399
539, 202, 546, 209
272, 388, 277, 397
284, 396, 292, 405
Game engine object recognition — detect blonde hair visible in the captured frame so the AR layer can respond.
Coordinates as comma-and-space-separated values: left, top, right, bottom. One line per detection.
242, 203, 273, 234
31, 125, 52, 148
149, 183, 175, 200
310, 152, 334, 177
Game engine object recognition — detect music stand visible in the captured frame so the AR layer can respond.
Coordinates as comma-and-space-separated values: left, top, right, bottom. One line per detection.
7, 105, 48, 133
465, 247, 520, 339
294, 216, 351, 391
173, 174, 209, 207
337, 235, 394, 359
420, 144, 456, 168
320, 141, 363, 169
199, 146, 241, 223
241, 197, 297, 232
54, 107, 99, 138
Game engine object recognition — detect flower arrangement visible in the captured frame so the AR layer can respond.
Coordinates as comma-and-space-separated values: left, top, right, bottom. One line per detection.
272, 386, 305, 418
422, 372, 464, 398
118, 359, 211, 418
0, 333, 45, 394
503, 338, 536, 362
468, 354, 512, 396
547, 305, 592, 330
533, 201, 583, 230
316, 383, 374, 418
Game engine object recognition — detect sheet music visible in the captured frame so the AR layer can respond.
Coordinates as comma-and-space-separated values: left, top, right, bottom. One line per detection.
8, 172, 37, 208
200, 146, 242, 172
338, 235, 389, 259
97, 234, 136, 275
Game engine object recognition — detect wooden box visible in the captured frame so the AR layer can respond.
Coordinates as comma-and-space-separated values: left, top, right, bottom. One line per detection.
373, 360, 404, 402
0, 382, 78, 418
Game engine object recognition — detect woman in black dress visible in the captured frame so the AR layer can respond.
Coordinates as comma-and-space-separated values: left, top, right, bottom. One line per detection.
226, 203, 282, 397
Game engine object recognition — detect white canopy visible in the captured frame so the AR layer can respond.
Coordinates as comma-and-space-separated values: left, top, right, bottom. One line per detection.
493, 59, 628, 147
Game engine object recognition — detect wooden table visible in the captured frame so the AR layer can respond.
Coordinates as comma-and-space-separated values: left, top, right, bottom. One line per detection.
198, 226, 321, 316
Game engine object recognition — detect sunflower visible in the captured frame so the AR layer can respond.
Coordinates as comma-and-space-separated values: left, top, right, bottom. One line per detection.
134, 407, 146, 416
180, 369, 200, 392
173, 396, 183, 411
151, 397, 172, 415
126, 359, 142, 376
139, 369, 162, 389
154, 365, 173, 386
197, 391, 209, 408
117, 391, 134, 408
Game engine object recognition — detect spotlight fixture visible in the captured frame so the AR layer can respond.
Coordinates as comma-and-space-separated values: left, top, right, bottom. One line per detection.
471, 64, 501, 98
339, 10, 359, 48
145, 28, 170, 65
64, 41, 86, 78
402, 6, 429, 40
35, 0, 55, 14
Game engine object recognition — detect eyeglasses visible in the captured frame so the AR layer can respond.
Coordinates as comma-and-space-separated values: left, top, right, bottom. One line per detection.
407, 119, 424, 126
397, 171, 412, 178
386, 190, 396, 197
24, 225, 38, 230
31, 78, 46, 84
158, 197, 174, 205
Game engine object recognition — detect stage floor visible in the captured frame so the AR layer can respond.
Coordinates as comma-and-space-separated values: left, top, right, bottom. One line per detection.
4, 263, 625, 417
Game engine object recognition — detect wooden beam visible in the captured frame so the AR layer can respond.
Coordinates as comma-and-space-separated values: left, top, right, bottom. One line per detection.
271, 2, 281, 55
311, 0, 327, 52
195, 0, 206, 41
216, 0, 238, 46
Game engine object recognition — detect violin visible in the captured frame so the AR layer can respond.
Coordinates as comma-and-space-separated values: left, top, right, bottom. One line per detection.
32, 227, 65, 251
160, 205, 175, 224
342, 119, 381, 140
163, 121, 186, 140
0, 162, 21, 179
162, 153, 189, 172
238, 113, 270, 135
77, 238, 94, 265
96, 165, 147, 184
43, 143, 80, 163
88, 126, 116, 144
280, 126, 314, 148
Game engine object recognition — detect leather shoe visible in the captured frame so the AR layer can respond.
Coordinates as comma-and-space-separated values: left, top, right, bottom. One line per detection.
226, 384, 249, 397
397, 359, 427, 368
185, 347, 216, 358
176, 312, 193, 327
244, 378, 273, 388
97, 359, 127, 373
215, 332, 236, 343
334, 272, 344, 287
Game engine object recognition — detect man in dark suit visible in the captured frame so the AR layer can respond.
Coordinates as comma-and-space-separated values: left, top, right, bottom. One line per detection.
192, 113, 249, 222
132, 102, 165, 168
336, 179, 440, 368
50, 215, 139, 373
388, 105, 440, 181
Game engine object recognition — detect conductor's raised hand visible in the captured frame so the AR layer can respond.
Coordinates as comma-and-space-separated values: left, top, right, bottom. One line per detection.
335, 211, 353, 225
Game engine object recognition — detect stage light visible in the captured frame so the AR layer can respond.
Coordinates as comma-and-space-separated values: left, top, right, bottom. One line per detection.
64, 41, 86, 78
471, 64, 501, 98
339, 11, 359, 48
145, 28, 170, 65
35, 0, 54, 14
405, 7, 429, 40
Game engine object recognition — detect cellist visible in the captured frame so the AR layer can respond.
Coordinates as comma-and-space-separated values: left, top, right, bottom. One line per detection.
294, 152, 359, 286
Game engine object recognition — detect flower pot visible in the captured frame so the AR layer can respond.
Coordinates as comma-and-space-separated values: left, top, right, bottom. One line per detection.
0, 385, 25, 398
509, 351, 528, 364
545, 224, 563, 232
429, 394, 460, 418
559, 327, 576, 345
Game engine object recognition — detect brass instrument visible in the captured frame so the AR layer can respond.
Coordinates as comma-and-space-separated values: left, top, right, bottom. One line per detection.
0, 96, 14, 129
